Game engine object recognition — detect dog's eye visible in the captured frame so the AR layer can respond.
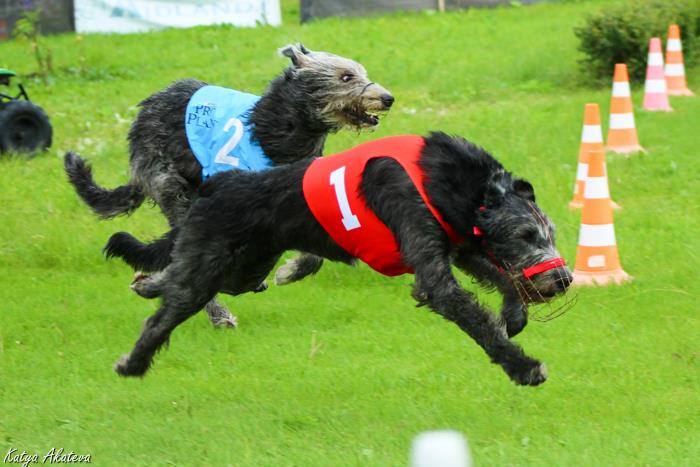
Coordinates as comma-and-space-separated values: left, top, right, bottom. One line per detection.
521, 230, 538, 242
341, 73, 354, 82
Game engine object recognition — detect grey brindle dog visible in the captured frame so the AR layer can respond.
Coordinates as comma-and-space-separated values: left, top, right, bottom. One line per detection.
64, 44, 393, 327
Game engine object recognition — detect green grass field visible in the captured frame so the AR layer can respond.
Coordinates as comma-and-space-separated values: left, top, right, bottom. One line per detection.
1, 1, 698, 465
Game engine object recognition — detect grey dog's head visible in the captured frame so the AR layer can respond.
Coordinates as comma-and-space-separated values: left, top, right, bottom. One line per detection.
476, 172, 573, 303
278, 43, 394, 130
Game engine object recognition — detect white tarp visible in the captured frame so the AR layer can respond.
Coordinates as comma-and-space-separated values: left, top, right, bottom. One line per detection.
75, 0, 281, 33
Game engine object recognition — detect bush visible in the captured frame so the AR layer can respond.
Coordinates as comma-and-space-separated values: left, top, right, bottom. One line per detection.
574, 0, 700, 84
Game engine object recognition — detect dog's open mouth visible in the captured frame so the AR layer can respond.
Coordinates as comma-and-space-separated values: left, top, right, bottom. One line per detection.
342, 107, 384, 128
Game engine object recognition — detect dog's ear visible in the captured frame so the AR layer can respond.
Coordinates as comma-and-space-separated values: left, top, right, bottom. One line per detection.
484, 173, 507, 208
279, 44, 311, 68
298, 43, 312, 55
513, 178, 535, 202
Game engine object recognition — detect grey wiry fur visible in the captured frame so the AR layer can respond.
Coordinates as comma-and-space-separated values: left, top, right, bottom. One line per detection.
64, 44, 393, 328
107, 132, 573, 385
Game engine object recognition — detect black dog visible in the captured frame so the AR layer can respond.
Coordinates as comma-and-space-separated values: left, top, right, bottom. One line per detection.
64, 44, 393, 328
108, 132, 572, 385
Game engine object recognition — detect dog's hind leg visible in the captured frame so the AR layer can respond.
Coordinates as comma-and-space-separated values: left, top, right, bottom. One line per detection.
151, 170, 197, 228
115, 293, 211, 377
274, 253, 323, 285
151, 171, 240, 329
115, 258, 227, 377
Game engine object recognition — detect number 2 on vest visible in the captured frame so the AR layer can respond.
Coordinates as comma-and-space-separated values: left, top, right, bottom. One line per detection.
214, 118, 244, 167
329, 166, 361, 231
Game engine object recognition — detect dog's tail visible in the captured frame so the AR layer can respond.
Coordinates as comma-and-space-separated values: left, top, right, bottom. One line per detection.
64, 151, 145, 219
104, 229, 178, 272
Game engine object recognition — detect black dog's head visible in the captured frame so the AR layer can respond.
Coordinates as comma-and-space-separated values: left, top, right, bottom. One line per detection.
421, 132, 572, 304
476, 171, 572, 303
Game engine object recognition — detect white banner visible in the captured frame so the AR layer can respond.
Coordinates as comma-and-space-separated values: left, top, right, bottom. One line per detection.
75, 0, 281, 33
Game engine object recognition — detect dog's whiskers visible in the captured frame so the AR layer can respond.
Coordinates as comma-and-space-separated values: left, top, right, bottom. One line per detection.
502, 259, 532, 304
531, 293, 577, 322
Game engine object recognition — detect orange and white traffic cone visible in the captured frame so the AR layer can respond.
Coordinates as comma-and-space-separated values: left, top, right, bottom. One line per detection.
570, 103, 619, 209
665, 24, 694, 96
643, 37, 673, 111
572, 148, 631, 286
607, 64, 645, 154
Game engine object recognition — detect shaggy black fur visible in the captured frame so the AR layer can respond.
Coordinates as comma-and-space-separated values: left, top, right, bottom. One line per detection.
64, 44, 393, 328
109, 132, 572, 385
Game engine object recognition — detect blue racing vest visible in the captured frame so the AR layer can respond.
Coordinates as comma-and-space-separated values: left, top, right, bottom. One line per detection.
185, 85, 272, 179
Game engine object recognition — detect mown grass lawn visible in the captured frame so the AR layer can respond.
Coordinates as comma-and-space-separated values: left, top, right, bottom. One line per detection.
1, 1, 698, 465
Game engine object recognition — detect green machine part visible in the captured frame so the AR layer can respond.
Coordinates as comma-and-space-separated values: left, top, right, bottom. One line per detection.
0, 69, 16, 86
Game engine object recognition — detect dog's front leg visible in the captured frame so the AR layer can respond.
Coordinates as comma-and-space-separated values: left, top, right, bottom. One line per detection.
453, 252, 528, 338
358, 157, 545, 385
413, 258, 546, 386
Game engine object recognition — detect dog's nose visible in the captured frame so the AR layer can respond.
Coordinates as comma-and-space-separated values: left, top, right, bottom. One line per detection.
380, 94, 395, 108
554, 269, 573, 292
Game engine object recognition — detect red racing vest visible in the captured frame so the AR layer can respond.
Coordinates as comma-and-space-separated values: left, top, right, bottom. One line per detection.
303, 135, 462, 276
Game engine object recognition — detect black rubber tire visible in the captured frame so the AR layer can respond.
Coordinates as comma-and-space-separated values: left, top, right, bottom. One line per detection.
0, 100, 52, 155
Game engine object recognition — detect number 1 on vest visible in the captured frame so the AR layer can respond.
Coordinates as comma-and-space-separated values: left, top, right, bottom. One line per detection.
329, 166, 361, 231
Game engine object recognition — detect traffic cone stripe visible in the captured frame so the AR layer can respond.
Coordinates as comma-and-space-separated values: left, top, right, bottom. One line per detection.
612, 81, 631, 97
576, 162, 587, 180
610, 99, 633, 113
576, 246, 621, 272
667, 38, 681, 51
609, 113, 635, 129
665, 63, 685, 76
648, 52, 664, 66
578, 224, 616, 247
581, 198, 614, 223
645, 79, 667, 93
583, 177, 609, 199
581, 125, 603, 143
646, 64, 665, 79
607, 129, 639, 148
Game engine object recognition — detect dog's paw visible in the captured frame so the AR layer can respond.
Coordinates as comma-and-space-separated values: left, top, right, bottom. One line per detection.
275, 255, 323, 285
501, 300, 528, 338
133, 271, 148, 282
130, 275, 161, 299
274, 260, 298, 285
114, 354, 148, 378
211, 314, 238, 329
253, 281, 268, 293
505, 359, 548, 387
505, 319, 527, 338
